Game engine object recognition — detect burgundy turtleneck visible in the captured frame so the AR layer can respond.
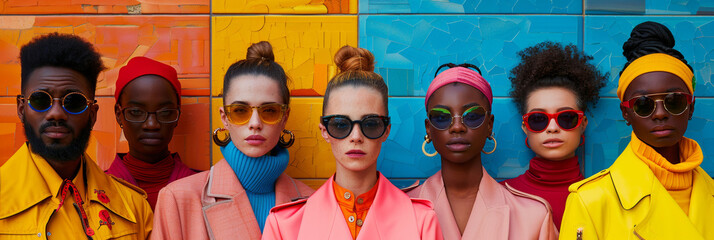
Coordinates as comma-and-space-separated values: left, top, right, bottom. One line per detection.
500, 156, 583, 230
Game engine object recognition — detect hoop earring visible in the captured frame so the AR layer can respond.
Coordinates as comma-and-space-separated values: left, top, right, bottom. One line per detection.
579, 135, 585, 147
212, 128, 231, 147
278, 129, 295, 148
482, 133, 497, 154
422, 135, 438, 157
525, 137, 531, 149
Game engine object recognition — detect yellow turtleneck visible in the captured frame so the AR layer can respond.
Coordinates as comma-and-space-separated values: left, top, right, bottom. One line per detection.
630, 133, 703, 215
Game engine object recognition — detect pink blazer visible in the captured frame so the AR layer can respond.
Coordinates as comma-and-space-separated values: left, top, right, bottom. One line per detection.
151, 160, 315, 240
407, 169, 558, 240
263, 173, 443, 240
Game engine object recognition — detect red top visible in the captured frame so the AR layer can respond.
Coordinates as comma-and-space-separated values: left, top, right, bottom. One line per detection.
500, 156, 583, 230
105, 153, 197, 209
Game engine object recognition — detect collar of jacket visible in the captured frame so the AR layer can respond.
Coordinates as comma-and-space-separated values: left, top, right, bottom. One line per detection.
0, 144, 139, 223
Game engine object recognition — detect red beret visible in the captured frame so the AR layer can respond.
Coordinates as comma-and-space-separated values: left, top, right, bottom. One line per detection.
115, 56, 181, 100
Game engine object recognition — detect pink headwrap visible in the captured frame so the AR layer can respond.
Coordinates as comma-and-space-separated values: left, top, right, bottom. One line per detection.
425, 66, 493, 107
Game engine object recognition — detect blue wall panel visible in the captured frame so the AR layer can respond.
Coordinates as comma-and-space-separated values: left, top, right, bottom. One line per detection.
360, 0, 582, 14
586, 0, 714, 14
360, 15, 582, 97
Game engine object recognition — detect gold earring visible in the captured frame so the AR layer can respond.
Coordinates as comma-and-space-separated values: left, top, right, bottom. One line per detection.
278, 129, 295, 148
422, 135, 438, 157
482, 133, 497, 155
212, 128, 231, 147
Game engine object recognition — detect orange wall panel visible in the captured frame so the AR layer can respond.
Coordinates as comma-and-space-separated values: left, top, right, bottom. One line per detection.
0, 16, 210, 97
0, 0, 209, 14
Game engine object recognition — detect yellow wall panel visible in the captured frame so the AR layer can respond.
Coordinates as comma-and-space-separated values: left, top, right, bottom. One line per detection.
211, 97, 335, 179
212, 0, 356, 14
211, 16, 358, 97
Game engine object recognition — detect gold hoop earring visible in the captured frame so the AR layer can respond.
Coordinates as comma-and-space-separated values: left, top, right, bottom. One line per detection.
212, 128, 231, 147
422, 135, 438, 157
278, 129, 295, 148
482, 133, 497, 155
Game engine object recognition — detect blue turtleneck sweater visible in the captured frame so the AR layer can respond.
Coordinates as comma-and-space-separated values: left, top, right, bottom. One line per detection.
220, 142, 289, 232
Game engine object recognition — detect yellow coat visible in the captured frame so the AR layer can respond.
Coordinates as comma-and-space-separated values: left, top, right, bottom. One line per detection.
559, 140, 714, 240
0, 144, 153, 239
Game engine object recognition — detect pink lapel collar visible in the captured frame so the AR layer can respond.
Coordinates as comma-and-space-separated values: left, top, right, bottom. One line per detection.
358, 173, 421, 239
201, 160, 261, 240
297, 175, 350, 239
418, 169, 510, 239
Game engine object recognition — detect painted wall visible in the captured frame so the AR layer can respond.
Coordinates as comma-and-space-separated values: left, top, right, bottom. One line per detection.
1, 0, 712, 188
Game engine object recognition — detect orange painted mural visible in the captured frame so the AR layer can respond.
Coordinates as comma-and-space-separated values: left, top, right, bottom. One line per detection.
0, 0, 209, 14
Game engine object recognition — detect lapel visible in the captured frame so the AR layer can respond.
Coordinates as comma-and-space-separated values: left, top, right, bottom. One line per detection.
201, 160, 261, 240
612, 145, 706, 240
84, 154, 139, 224
462, 169, 510, 239
689, 168, 714, 238
358, 173, 420, 240
297, 175, 350, 240
0, 144, 53, 219
417, 169, 510, 239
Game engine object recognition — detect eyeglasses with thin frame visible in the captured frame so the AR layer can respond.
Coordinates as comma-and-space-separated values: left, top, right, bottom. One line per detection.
320, 114, 390, 139
17, 90, 96, 114
522, 110, 584, 133
427, 105, 488, 131
224, 103, 288, 125
121, 107, 181, 123
621, 92, 693, 118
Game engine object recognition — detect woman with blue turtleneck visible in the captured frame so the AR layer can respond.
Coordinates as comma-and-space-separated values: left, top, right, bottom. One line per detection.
151, 41, 315, 240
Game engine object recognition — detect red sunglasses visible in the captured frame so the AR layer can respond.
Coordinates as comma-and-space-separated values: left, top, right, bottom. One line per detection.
522, 110, 584, 133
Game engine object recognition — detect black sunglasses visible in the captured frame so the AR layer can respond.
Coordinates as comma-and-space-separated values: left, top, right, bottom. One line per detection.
320, 115, 390, 139
18, 90, 95, 114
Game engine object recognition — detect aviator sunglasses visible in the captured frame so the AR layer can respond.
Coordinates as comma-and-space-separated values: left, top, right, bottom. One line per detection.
18, 90, 96, 114
321, 115, 390, 139
621, 92, 693, 118
523, 110, 584, 133
428, 105, 488, 130
224, 103, 288, 125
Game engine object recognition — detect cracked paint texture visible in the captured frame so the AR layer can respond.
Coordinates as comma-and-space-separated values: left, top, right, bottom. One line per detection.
212, 16, 358, 97
0, 0, 209, 14
360, 15, 582, 97
586, 0, 714, 14
360, 0, 581, 13
213, 0, 356, 13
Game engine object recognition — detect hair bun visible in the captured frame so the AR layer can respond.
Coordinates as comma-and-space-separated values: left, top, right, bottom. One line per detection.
246, 41, 275, 63
334, 45, 375, 72
622, 21, 684, 62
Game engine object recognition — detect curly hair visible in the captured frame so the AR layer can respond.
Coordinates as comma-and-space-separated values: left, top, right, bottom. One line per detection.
509, 41, 608, 115
20, 32, 105, 95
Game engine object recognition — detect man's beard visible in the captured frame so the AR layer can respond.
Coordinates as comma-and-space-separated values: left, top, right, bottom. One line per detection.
23, 116, 92, 162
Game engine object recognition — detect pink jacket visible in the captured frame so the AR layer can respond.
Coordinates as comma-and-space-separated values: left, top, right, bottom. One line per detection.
407, 169, 558, 240
263, 173, 443, 240
151, 160, 315, 240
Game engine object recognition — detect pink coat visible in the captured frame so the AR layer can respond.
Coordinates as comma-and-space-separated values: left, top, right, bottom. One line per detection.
151, 160, 315, 240
263, 173, 444, 240
407, 169, 558, 240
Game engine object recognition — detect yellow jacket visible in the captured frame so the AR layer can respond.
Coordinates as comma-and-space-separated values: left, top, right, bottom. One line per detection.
559, 137, 714, 240
0, 144, 153, 239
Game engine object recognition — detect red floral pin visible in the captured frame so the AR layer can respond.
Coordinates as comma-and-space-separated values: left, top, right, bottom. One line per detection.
98, 210, 114, 230
94, 189, 110, 204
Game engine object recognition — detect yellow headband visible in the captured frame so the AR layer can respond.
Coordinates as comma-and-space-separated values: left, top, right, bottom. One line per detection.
617, 53, 694, 101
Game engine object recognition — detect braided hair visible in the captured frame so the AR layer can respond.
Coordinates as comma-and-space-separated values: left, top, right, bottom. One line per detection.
621, 21, 693, 75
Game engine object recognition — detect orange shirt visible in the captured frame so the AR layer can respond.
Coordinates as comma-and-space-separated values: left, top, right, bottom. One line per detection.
332, 179, 379, 239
